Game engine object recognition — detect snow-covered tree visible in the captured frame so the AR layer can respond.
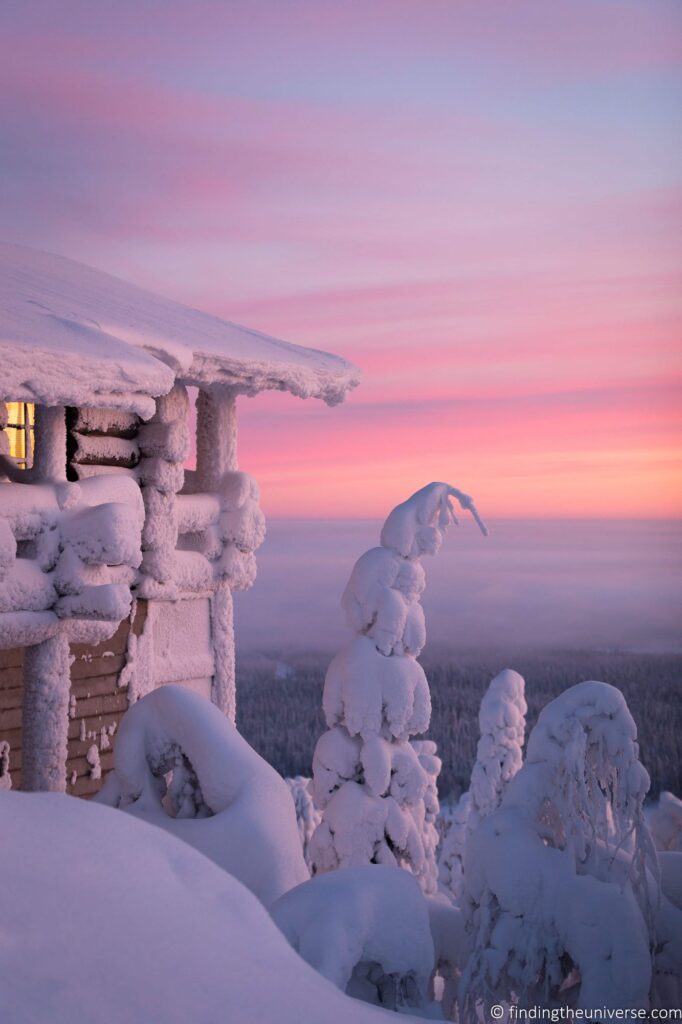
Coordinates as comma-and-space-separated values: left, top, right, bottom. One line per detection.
286, 776, 322, 868
459, 680, 682, 1016
309, 482, 487, 894
649, 791, 682, 853
439, 668, 526, 899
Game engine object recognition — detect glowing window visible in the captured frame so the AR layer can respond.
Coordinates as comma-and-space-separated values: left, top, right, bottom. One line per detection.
4, 402, 35, 469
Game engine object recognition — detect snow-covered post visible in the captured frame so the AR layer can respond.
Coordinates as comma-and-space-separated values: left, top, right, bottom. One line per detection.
21, 405, 70, 791
32, 405, 66, 482
22, 634, 71, 790
137, 385, 189, 597
439, 668, 526, 899
309, 483, 487, 894
195, 389, 237, 493
196, 388, 239, 722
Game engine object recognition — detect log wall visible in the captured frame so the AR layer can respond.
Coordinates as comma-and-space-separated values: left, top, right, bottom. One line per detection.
0, 601, 147, 797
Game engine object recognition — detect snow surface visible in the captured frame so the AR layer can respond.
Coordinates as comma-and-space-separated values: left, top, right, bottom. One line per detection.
0, 791, 418, 1024
0, 241, 360, 412
97, 685, 309, 906
270, 865, 435, 1011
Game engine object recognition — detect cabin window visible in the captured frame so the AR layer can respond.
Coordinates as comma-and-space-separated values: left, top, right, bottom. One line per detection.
4, 402, 34, 469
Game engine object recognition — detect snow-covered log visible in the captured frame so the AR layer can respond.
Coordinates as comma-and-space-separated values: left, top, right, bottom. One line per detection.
459, 680, 682, 1015
21, 633, 71, 791
98, 685, 309, 906
270, 865, 435, 1012
439, 668, 526, 899
310, 482, 486, 894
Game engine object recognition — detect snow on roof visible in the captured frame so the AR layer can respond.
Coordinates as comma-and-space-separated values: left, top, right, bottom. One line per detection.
0, 242, 360, 416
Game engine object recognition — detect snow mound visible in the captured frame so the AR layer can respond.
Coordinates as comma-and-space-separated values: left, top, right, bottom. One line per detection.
0, 791, 415, 1023
97, 685, 309, 906
0, 242, 360, 412
270, 865, 435, 1012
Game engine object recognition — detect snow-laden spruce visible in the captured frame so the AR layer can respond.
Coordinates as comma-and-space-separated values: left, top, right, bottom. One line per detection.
286, 776, 322, 868
97, 685, 308, 906
439, 668, 526, 899
309, 483, 486, 893
459, 680, 682, 1015
271, 865, 435, 1012
649, 791, 682, 853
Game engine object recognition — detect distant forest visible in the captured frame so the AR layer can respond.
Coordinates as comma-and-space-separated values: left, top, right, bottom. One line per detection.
237, 650, 682, 800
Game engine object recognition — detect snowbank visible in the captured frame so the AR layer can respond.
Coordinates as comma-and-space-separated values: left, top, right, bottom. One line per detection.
271, 865, 435, 1012
0, 791, 416, 1024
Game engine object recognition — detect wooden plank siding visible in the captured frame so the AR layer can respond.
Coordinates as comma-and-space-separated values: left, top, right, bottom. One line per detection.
0, 600, 147, 797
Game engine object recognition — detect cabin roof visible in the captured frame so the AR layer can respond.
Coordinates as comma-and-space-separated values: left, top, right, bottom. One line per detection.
0, 242, 360, 418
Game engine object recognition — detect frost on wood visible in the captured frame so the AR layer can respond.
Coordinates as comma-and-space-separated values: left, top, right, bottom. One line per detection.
459, 680, 682, 1014
439, 668, 526, 899
0, 741, 12, 790
0, 465, 143, 790
21, 634, 71, 791
98, 685, 308, 906
310, 482, 486, 894
270, 865, 435, 1012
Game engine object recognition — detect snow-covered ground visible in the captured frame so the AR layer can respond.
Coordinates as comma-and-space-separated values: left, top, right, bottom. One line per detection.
0, 790, 420, 1024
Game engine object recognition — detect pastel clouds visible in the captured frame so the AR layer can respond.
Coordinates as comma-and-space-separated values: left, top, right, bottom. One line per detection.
0, 0, 680, 516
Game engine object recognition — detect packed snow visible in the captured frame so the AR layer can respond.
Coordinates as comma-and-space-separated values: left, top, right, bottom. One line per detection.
0, 791, 417, 1024
0, 241, 360, 411
271, 865, 435, 1012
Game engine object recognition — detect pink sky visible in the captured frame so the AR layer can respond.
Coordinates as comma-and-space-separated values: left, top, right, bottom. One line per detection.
0, 1, 680, 517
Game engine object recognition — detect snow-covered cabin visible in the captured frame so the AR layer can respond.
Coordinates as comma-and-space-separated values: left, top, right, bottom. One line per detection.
0, 242, 359, 796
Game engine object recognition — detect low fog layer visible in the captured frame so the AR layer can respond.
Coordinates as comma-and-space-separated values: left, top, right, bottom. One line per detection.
235, 519, 682, 655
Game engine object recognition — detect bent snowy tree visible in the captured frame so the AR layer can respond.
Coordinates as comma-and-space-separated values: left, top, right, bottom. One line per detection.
97, 685, 309, 907
459, 680, 682, 1015
309, 482, 487, 893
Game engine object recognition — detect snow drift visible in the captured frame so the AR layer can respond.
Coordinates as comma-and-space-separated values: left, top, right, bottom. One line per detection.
0, 790, 418, 1024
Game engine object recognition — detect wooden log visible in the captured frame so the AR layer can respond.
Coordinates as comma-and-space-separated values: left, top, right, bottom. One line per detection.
70, 653, 127, 682
0, 647, 24, 670
71, 692, 128, 719
0, 683, 23, 709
